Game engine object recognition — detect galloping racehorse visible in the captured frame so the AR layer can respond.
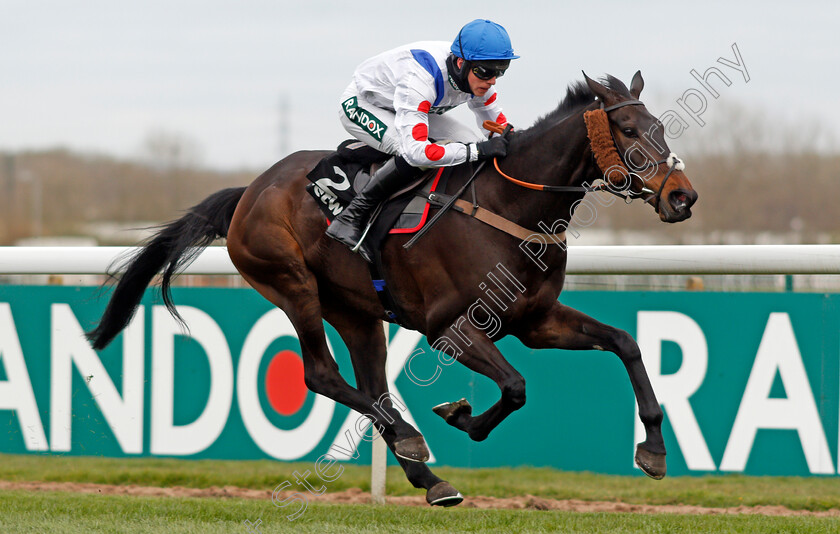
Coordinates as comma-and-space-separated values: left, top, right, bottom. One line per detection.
88, 72, 697, 506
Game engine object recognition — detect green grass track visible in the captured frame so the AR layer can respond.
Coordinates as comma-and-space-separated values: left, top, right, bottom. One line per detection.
1, 454, 839, 511
2, 454, 840, 533
0, 490, 838, 534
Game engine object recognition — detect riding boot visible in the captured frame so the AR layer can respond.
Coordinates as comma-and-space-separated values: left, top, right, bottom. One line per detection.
326, 156, 420, 262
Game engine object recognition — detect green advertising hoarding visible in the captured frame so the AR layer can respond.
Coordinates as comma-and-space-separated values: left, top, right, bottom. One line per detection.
0, 286, 837, 477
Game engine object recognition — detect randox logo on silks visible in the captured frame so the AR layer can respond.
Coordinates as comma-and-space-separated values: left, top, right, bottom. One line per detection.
342, 97, 387, 142
429, 104, 458, 115
447, 73, 459, 91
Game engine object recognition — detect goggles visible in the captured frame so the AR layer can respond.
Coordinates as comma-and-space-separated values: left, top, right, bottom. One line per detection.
470, 62, 509, 80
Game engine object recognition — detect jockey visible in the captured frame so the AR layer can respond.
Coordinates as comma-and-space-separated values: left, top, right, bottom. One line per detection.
325, 19, 519, 261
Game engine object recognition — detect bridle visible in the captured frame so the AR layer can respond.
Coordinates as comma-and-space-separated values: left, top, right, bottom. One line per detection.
492, 98, 684, 213
599, 99, 684, 213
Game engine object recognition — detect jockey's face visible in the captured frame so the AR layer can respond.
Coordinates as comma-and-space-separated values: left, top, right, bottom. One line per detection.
457, 58, 497, 97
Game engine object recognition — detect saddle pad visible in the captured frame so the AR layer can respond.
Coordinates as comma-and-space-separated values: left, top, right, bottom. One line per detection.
305, 141, 449, 235
305, 140, 385, 220
387, 168, 446, 234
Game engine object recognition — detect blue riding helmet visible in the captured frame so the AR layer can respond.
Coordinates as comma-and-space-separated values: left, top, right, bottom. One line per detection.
451, 19, 519, 61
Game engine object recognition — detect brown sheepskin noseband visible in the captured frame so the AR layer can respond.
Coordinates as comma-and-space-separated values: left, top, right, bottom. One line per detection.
583, 109, 628, 176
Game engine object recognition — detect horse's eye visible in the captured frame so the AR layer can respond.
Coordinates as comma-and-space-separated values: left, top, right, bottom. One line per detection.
623, 128, 637, 138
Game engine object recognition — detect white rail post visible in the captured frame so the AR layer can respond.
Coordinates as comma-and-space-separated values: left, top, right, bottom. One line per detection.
370, 320, 389, 505
371, 426, 387, 504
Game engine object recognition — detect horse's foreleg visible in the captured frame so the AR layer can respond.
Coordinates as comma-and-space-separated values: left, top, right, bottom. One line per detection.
428, 323, 525, 442
517, 302, 666, 479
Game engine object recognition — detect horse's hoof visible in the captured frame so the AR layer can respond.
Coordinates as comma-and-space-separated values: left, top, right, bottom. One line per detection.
426, 481, 463, 507
394, 436, 430, 463
635, 445, 667, 480
432, 398, 472, 423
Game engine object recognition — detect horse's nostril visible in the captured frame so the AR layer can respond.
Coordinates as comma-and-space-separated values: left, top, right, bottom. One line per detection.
669, 189, 696, 212
669, 192, 687, 212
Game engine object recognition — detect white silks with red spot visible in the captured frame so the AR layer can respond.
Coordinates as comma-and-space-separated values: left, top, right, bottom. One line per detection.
343, 41, 508, 167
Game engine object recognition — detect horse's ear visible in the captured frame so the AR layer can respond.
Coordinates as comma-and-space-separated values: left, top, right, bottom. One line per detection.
582, 71, 618, 106
630, 70, 644, 98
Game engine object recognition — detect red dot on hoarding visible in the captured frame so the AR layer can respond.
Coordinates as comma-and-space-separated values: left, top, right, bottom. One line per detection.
265, 350, 307, 416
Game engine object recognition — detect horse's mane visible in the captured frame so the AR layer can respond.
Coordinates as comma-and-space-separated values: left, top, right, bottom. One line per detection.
515, 75, 631, 145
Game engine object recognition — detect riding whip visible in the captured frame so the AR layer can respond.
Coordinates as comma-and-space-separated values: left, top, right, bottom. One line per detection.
403, 125, 513, 250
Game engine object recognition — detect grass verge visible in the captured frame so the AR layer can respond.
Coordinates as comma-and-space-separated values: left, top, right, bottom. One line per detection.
1, 491, 838, 534
1, 453, 839, 512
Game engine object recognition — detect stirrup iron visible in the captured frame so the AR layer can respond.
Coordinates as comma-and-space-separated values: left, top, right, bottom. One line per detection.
351, 204, 382, 253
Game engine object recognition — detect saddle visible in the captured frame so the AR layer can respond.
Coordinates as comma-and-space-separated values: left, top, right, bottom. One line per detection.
305, 140, 451, 245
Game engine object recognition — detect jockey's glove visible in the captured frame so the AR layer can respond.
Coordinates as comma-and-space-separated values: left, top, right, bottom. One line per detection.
473, 136, 509, 161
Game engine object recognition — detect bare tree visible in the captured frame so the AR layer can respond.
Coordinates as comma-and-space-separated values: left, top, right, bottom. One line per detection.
141, 129, 204, 171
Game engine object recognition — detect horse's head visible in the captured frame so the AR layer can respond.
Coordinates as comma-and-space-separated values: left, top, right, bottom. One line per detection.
583, 72, 698, 223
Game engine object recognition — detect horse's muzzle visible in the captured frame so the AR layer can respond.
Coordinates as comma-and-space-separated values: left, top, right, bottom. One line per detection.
661, 188, 698, 222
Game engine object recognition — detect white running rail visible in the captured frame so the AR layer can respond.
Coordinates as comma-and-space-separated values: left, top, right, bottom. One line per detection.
1, 245, 839, 275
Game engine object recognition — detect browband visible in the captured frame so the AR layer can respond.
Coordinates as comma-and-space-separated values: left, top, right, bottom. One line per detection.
600, 99, 643, 112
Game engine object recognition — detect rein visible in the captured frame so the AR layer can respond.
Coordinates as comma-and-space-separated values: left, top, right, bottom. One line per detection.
404, 99, 687, 249
491, 99, 685, 211
404, 124, 568, 249
492, 158, 608, 194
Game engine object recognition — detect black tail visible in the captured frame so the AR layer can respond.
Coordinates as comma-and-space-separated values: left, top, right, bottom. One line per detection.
86, 186, 247, 350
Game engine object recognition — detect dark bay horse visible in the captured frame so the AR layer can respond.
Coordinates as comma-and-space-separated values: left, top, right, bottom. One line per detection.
88, 72, 697, 506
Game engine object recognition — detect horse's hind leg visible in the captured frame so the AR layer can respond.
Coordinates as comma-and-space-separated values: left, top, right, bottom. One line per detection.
327, 312, 463, 507
232, 248, 430, 462
517, 302, 666, 479
428, 322, 526, 442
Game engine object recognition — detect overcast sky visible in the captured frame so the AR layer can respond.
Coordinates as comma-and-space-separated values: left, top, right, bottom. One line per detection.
2, 1, 839, 170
